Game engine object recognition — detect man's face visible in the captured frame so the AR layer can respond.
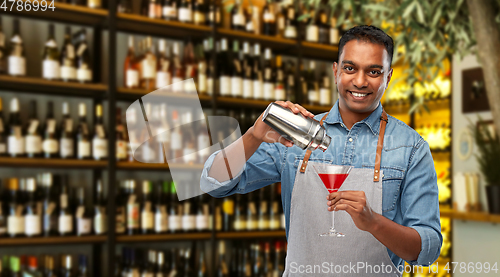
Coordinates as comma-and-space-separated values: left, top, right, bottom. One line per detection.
333, 40, 393, 114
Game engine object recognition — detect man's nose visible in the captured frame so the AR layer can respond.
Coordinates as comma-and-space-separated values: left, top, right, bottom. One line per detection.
353, 72, 368, 89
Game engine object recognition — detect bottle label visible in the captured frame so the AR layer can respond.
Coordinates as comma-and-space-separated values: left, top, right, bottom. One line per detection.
42, 138, 59, 154
306, 25, 319, 42
116, 206, 126, 233
141, 57, 157, 79
195, 214, 208, 230
58, 214, 73, 233
246, 219, 257, 230
258, 219, 270, 230
284, 26, 297, 38
77, 217, 92, 235
78, 140, 91, 158
116, 140, 128, 160
182, 215, 195, 231
77, 68, 92, 82
60, 138, 74, 158
43, 59, 60, 79
320, 88, 331, 106
253, 80, 263, 99
126, 69, 140, 88
127, 203, 140, 228
163, 6, 177, 18
94, 212, 107, 234
275, 87, 285, 101
234, 218, 246, 231
278, 17, 285, 30
178, 8, 192, 22
183, 78, 197, 93
25, 214, 41, 236
231, 77, 242, 97
168, 215, 181, 231
8, 55, 26, 75
172, 77, 183, 92
141, 205, 154, 230
154, 207, 168, 233
25, 135, 42, 154
220, 76, 231, 96
43, 202, 57, 233
7, 215, 24, 235
156, 71, 171, 88
232, 13, 245, 26
61, 66, 76, 80
171, 132, 182, 151
263, 82, 275, 100
8, 135, 25, 155
281, 213, 286, 229
197, 134, 210, 160
207, 77, 214, 95
242, 79, 253, 98
0, 143, 5, 154
330, 28, 340, 45
222, 200, 234, 215
194, 11, 205, 24
198, 72, 207, 92
246, 20, 254, 32
308, 89, 319, 102
92, 137, 108, 159
263, 12, 275, 22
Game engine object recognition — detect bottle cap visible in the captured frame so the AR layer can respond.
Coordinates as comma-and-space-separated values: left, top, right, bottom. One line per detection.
28, 256, 37, 269
8, 178, 19, 190
10, 98, 19, 112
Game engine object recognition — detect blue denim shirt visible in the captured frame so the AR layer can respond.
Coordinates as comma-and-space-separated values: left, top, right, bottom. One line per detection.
200, 100, 442, 268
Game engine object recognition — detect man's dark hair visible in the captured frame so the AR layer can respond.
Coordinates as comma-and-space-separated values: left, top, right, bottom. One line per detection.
338, 25, 394, 66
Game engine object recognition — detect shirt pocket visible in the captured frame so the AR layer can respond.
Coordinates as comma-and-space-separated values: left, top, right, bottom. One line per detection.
380, 167, 405, 212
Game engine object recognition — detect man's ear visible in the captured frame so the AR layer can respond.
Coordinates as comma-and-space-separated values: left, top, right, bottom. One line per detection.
332, 62, 338, 85
385, 68, 393, 89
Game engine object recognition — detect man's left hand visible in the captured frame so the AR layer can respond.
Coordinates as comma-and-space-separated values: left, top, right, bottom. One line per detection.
327, 191, 380, 232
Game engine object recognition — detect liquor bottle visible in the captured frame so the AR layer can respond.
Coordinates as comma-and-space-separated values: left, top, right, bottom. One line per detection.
0, 182, 6, 237
42, 102, 59, 158
156, 251, 166, 277
244, 5, 254, 33
138, 103, 156, 163
59, 102, 74, 159
269, 183, 281, 230
195, 193, 208, 232
171, 42, 184, 92
307, 61, 319, 105
258, 187, 269, 230
231, 0, 246, 31
217, 241, 229, 277
162, 0, 178, 21
197, 43, 207, 95
75, 29, 92, 83
193, 0, 206, 25
181, 189, 195, 233
24, 256, 42, 277
318, 9, 330, 44
154, 103, 170, 161
275, 3, 285, 37
140, 0, 149, 16
42, 24, 60, 81
156, 39, 171, 89
148, 0, 162, 19
252, 44, 263, 100
230, 40, 243, 98
273, 241, 284, 276
126, 180, 140, 235
283, 0, 296, 39
60, 26, 76, 82
204, 39, 214, 96
75, 187, 92, 236
8, 18, 26, 77
262, 2, 275, 36
218, 38, 230, 96
42, 173, 58, 236
168, 181, 181, 233
206, 0, 221, 26
306, 10, 319, 43
60, 255, 73, 277
76, 103, 91, 159
319, 67, 331, 106
221, 196, 233, 232
23, 178, 41, 237
251, 244, 262, 277
88, 0, 101, 8
58, 176, 73, 236
93, 179, 107, 235
183, 41, 197, 93
7, 98, 25, 157
274, 55, 285, 101
154, 181, 168, 234
141, 37, 157, 91
246, 192, 257, 231
197, 249, 207, 277
25, 101, 42, 158
170, 110, 183, 159
297, 4, 308, 41
284, 60, 296, 102
233, 193, 246, 231
330, 17, 339, 45
115, 181, 126, 235
0, 17, 6, 74
141, 181, 154, 234
124, 36, 140, 89
10, 256, 21, 277
241, 42, 253, 99
0, 98, 6, 156
166, 249, 178, 276
76, 255, 88, 277
92, 103, 108, 160
7, 178, 24, 237
262, 48, 275, 101
178, 0, 193, 23
196, 112, 210, 163
263, 242, 272, 275
141, 250, 155, 277
116, 107, 128, 161
182, 248, 193, 277
43, 255, 56, 277
118, 0, 133, 13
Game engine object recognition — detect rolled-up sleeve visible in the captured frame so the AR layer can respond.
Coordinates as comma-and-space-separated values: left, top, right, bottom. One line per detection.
200, 142, 285, 198
400, 138, 443, 266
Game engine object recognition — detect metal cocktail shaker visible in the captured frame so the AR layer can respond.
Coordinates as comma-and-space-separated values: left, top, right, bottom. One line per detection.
261, 103, 331, 151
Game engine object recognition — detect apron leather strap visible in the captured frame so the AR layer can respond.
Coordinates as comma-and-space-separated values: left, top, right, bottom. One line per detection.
300, 113, 329, 173
373, 109, 388, 182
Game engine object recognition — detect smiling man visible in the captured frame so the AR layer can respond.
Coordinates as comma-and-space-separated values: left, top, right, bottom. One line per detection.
201, 25, 442, 276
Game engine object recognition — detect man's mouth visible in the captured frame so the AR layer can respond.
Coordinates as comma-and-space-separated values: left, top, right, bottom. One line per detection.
348, 90, 372, 98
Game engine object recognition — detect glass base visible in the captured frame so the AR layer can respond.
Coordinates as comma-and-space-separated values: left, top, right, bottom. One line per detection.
319, 229, 345, 237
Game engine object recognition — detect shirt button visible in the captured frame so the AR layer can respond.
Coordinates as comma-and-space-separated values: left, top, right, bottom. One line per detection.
349, 138, 353, 142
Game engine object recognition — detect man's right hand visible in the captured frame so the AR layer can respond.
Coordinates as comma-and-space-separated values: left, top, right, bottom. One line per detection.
247, 101, 315, 147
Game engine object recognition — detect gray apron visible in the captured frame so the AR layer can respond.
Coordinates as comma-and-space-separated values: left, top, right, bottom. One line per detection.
283, 109, 402, 276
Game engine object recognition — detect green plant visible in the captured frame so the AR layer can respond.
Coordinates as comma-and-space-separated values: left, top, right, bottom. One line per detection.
471, 118, 500, 186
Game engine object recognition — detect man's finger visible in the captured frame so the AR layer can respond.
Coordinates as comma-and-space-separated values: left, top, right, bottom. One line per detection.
329, 191, 365, 205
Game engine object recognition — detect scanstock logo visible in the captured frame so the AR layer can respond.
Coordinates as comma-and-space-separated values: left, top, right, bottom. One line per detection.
125, 79, 245, 201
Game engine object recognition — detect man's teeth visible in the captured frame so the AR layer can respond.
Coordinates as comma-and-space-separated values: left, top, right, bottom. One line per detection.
350, 91, 369, 97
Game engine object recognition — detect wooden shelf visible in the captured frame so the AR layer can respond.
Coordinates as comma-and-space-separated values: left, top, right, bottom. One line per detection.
116, 161, 205, 171
216, 230, 286, 239
0, 157, 107, 169
217, 97, 272, 110
216, 28, 297, 52
116, 232, 211, 243
116, 13, 211, 38
0, 75, 107, 98
300, 42, 339, 61
0, 1, 108, 25
440, 208, 500, 224
116, 87, 212, 103
0, 235, 107, 247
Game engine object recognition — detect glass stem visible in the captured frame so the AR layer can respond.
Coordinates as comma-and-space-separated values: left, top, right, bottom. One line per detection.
331, 210, 336, 232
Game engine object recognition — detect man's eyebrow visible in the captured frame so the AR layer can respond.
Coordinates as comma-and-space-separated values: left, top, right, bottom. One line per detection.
342, 60, 384, 69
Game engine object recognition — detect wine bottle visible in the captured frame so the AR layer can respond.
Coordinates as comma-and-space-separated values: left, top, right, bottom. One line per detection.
166, 249, 179, 276
148, 0, 162, 19
306, 10, 319, 43
318, 8, 330, 45
42, 101, 59, 158
87, 0, 101, 8
8, 98, 25, 157
76, 103, 91, 160
141, 181, 154, 234
10, 256, 21, 277
141, 37, 157, 91
126, 180, 140, 235
178, 0, 193, 23
0, 17, 6, 74
204, 39, 214, 96
196, 112, 210, 163
162, 0, 178, 21
241, 42, 253, 99
41, 173, 58, 236
75, 29, 92, 83
193, 0, 206, 25
274, 55, 285, 101
284, 60, 296, 103
275, 3, 286, 37
183, 41, 197, 93
258, 186, 269, 230
330, 17, 340, 45
76, 255, 88, 277
195, 193, 209, 232
197, 43, 207, 95
60, 26, 76, 82
118, 0, 133, 13
171, 42, 184, 92
197, 248, 207, 277
23, 178, 41, 237
263, 242, 272, 275
154, 181, 168, 234
252, 44, 263, 100
244, 6, 254, 33
93, 179, 107, 235
262, 2, 276, 36
58, 176, 73, 236
43, 255, 56, 277
116, 107, 128, 161
231, 0, 246, 31
262, 48, 275, 101
42, 24, 60, 81
221, 196, 234, 232
273, 241, 285, 276
25, 101, 42, 158
269, 183, 281, 230
168, 181, 181, 233
230, 40, 243, 98
7, 178, 24, 237
319, 67, 331, 106
182, 249, 193, 277
92, 103, 108, 160
181, 188, 195, 233
156, 251, 166, 277
283, 0, 297, 39
217, 241, 229, 277
156, 39, 171, 89
307, 61, 319, 105
0, 181, 6, 237
218, 38, 230, 96
25, 256, 42, 277
59, 102, 74, 159
170, 110, 183, 159
8, 18, 26, 77
0, 98, 6, 156
297, 4, 308, 41
140, 0, 149, 16
115, 181, 126, 235
60, 255, 73, 277
233, 193, 246, 231
154, 103, 170, 161
245, 192, 257, 231
124, 36, 140, 89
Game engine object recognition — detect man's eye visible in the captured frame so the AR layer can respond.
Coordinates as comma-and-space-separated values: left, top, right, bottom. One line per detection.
370, 70, 382, 75
344, 66, 354, 71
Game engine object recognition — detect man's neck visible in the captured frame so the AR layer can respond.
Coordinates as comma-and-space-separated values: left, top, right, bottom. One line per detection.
338, 103, 379, 130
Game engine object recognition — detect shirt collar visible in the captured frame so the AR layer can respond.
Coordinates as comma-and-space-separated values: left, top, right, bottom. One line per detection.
323, 100, 384, 136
